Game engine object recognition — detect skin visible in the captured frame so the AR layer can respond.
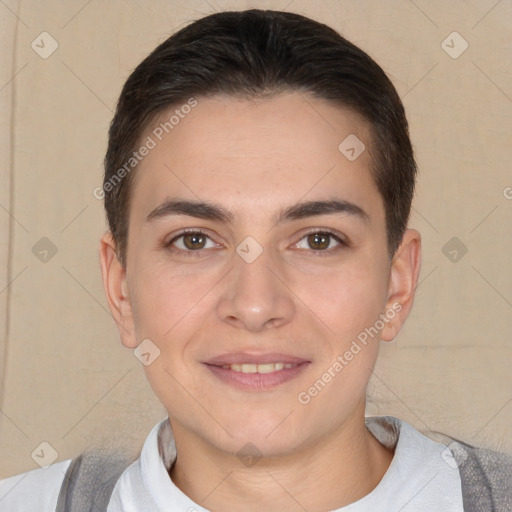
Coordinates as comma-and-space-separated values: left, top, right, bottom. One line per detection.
100, 91, 421, 511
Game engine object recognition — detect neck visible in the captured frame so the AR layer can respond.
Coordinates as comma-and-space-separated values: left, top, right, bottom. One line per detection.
168, 408, 394, 511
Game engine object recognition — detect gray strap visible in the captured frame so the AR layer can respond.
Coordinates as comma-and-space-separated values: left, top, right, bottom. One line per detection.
55, 450, 133, 512
441, 437, 512, 512
55, 455, 83, 512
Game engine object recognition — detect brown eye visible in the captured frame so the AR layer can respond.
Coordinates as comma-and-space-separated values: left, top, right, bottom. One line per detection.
182, 232, 207, 250
307, 232, 331, 250
165, 230, 218, 257
295, 230, 347, 254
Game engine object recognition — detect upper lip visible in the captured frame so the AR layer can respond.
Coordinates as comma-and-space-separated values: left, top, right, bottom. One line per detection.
204, 352, 310, 366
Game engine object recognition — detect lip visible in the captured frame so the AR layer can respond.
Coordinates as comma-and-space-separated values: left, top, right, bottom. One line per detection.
203, 352, 311, 391
204, 352, 310, 365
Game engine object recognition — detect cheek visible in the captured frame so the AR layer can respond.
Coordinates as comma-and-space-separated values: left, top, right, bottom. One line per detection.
293, 264, 385, 425
128, 264, 212, 410
296, 259, 388, 341
129, 260, 207, 336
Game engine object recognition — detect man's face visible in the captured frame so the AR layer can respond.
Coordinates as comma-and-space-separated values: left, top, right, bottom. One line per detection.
117, 92, 398, 456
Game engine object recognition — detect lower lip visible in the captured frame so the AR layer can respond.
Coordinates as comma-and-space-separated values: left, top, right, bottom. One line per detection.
204, 362, 311, 391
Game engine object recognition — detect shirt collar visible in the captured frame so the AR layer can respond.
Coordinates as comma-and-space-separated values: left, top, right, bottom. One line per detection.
117, 415, 464, 511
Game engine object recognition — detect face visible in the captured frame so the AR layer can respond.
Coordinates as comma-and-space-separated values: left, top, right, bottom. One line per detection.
101, 91, 419, 458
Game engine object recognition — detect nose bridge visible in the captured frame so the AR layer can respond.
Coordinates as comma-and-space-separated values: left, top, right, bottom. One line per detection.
216, 237, 294, 331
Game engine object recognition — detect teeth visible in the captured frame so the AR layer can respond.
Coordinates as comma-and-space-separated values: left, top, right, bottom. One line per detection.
221, 362, 296, 373
257, 363, 278, 374
242, 364, 257, 373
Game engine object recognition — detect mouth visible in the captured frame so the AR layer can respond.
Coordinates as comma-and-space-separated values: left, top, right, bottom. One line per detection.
203, 352, 311, 391
220, 362, 299, 373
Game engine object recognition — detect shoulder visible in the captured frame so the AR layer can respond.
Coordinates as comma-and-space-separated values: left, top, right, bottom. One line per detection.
0, 459, 72, 511
443, 438, 512, 511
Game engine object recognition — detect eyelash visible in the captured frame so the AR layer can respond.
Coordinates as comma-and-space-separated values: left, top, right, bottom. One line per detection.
164, 228, 348, 258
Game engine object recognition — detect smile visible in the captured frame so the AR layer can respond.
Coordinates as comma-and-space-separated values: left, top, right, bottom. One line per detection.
221, 362, 298, 373
204, 359, 310, 391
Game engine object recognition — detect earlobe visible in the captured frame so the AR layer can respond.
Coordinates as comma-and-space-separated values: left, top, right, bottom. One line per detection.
381, 229, 421, 342
99, 231, 138, 348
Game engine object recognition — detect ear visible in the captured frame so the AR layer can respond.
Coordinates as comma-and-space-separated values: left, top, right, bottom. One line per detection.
99, 231, 138, 348
381, 228, 421, 342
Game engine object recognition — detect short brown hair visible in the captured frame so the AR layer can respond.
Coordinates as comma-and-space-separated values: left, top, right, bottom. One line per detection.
103, 9, 417, 266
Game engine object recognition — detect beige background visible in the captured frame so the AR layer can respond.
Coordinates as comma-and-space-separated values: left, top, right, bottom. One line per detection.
0, 0, 511, 479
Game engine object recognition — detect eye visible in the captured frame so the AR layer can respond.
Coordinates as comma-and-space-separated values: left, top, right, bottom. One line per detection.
294, 229, 347, 254
165, 229, 219, 257
164, 228, 348, 258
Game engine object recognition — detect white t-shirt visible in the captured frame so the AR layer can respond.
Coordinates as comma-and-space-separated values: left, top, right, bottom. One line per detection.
0, 416, 464, 511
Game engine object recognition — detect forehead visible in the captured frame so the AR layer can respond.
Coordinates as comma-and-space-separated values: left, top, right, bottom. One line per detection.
129, 92, 383, 224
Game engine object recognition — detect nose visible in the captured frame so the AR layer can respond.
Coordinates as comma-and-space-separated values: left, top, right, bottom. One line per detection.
216, 244, 295, 332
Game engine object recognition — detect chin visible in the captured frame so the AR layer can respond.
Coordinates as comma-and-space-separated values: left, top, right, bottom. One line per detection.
209, 413, 309, 457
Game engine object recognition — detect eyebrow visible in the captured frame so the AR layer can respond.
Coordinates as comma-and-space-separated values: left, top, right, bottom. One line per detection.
145, 197, 370, 225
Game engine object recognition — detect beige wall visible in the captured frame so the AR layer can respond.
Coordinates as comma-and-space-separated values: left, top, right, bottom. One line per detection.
1, 0, 511, 478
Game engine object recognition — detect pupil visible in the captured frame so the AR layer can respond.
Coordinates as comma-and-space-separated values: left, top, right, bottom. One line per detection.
185, 233, 205, 249
310, 233, 329, 250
